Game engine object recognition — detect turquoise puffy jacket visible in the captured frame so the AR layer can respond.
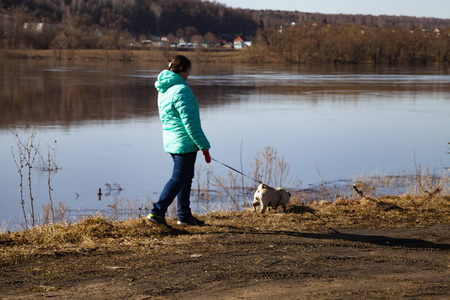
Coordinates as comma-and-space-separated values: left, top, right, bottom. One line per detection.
155, 70, 211, 154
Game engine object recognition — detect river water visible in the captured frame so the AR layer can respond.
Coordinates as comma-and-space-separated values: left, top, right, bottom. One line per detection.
1, 59, 449, 230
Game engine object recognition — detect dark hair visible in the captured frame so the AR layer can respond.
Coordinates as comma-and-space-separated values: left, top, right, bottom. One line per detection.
168, 55, 191, 73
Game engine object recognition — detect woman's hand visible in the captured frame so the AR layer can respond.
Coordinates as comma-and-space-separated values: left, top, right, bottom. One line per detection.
202, 150, 211, 163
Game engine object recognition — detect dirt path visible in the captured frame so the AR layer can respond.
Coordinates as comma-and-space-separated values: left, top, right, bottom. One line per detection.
2, 223, 449, 299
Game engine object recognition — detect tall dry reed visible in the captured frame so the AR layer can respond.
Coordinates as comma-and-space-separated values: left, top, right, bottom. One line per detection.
10, 130, 62, 229
10, 130, 39, 228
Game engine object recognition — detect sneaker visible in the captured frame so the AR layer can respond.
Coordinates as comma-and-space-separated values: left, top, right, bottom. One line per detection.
177, 215, 205, 226
147, 213, 172, 229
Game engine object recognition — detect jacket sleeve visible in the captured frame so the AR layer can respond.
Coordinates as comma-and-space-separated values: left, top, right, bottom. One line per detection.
174, 87, 211, 151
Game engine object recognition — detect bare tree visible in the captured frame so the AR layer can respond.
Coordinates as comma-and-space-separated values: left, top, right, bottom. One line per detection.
97, 32, 118, 60
204, 32, 217, 47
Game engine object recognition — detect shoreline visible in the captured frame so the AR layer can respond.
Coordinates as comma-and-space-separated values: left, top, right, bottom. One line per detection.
0, 48, 248, 64
2, 49, 446, 66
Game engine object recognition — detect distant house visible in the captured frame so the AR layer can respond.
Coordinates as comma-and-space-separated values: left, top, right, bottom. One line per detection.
233, 35, 252, 49
201, 40, 210, 48
23, 22, 43, 33
217, 39, 227, 46
178, 37, 189, 44
23, 19, 46, 34
222, 42, 234, 49
433, 28, 440, 37
23, 18, 57, 34
176, 37, 198, 48
161, 36, 177, 44
177, 37, 190, 47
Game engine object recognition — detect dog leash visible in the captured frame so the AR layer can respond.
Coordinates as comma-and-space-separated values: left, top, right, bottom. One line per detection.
211, 157, 264, 185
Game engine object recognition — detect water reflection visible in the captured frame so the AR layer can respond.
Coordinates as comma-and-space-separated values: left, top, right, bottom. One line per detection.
2, 61, 448, 127
0, 62, 160, 127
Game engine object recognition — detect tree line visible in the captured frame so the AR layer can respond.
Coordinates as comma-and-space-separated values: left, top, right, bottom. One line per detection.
251, 23, 450, 65
1, 0, 257, 37
252, 10, 450, 32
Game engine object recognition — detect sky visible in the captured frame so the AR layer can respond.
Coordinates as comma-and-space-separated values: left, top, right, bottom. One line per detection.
213, 0, 450, 19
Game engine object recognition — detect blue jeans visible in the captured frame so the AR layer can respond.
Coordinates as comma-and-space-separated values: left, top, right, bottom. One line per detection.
151, 152, 197, 220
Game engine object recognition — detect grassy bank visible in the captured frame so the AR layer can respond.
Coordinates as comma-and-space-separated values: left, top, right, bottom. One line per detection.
1, 193, 448, 255
0, 48, 247, 63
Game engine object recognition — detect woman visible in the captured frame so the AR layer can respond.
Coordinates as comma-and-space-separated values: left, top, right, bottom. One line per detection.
147, 55, 211, 229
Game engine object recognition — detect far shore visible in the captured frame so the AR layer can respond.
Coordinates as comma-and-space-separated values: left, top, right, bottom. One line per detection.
0, 48, 249, 64
2, 49, 447, 66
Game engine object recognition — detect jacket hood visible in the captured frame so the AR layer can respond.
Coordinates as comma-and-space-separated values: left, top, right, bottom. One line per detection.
154, 70, 186, 93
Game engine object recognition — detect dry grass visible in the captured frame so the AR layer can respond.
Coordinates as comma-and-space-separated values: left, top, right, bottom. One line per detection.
1, 194, 448, 264
307, 194, 450, 229
0, 49, 246, 63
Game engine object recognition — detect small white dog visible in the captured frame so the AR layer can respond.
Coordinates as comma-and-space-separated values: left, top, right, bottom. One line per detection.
252, 184, 291, 213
